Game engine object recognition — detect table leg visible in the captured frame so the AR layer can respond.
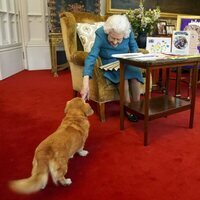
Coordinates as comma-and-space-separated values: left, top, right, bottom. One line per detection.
189, 63, 199, 128
158, 68, 163, 89
175, 67, 181, 97
186, 69, 192, 100
144, 67, 151, 146
120, 62, 125, 130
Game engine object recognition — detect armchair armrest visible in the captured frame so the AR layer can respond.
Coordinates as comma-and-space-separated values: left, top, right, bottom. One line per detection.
71, 51, 88, 66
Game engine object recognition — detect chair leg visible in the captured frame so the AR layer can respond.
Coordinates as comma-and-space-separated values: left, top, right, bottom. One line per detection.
73, 90, 78, 97
98, 102, 106, 122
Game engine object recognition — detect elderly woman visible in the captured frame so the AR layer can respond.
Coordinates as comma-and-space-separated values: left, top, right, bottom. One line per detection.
81, 14, 143, 122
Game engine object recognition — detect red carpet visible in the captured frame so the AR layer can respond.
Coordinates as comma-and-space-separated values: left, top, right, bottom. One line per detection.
1, 70, 200, 200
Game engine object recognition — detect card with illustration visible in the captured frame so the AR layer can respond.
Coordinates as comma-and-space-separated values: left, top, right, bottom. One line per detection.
172, 31, 198, 55
146, 37, 171, 53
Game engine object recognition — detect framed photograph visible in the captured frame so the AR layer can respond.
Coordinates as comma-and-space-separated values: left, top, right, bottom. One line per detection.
166, 25, 176, 35
176, 15, 200, 30
176, 15, 200, 53
106, 0, 156, 14
155, 0, 200, 16
106, 0, 200, 18
157, 21, 167, 35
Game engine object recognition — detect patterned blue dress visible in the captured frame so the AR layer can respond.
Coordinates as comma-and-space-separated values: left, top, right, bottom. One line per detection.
83, 27, 144, 84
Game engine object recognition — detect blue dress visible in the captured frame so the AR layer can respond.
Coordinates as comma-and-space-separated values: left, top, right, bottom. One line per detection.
83, 27, 144, 84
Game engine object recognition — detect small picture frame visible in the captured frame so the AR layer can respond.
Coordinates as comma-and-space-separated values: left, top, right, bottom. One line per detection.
157, 21, 167, 35
166, 25, 176, 35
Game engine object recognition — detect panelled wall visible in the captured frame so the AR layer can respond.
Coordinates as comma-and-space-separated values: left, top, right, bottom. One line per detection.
0, 0, 23, 80
0, 0, 20, 46
22, 0, 51, 70
0, 0, 51, 80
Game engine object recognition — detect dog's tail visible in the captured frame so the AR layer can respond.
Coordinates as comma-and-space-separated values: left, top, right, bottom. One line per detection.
9, 158, 49, 194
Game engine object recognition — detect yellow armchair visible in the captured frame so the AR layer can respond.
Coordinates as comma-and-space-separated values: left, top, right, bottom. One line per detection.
60, 12, 119, 122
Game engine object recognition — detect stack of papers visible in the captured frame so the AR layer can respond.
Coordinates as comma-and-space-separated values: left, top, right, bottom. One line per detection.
99, 61, 120, 71
112, 52, 143, 59
112, 53, 164, 61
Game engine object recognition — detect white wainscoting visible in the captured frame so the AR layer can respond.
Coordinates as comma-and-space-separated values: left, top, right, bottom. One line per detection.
26, 45, 51, 70
0, 46, 24, 80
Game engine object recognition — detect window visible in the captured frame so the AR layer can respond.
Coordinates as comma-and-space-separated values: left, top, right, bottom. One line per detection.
0, 0, 20, 47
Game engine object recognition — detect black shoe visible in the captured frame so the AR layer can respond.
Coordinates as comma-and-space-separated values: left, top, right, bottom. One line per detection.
126, 112, 138, 122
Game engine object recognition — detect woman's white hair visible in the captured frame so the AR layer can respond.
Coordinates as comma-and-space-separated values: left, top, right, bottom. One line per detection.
103, 14, 131, 38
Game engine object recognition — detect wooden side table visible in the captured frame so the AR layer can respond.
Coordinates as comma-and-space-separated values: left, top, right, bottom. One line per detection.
49, 33, 69, 77
118, 54, 200, 146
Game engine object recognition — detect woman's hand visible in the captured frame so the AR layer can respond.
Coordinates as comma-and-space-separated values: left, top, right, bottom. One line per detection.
81, 76, 90, 100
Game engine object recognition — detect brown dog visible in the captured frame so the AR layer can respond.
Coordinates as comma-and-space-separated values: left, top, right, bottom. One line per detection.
9, 97, 94, 194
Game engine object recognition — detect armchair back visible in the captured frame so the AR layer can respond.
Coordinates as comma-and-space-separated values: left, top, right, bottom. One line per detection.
60, 12, 107, 62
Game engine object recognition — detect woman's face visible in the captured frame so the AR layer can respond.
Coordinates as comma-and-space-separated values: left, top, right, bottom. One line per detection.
107, 31, 124, 47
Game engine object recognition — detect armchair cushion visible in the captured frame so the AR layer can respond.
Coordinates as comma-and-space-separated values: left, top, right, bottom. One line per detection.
77, 22, 104, 52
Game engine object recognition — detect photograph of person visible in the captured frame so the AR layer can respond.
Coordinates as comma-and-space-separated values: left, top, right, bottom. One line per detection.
166, 25, 176, 35
157, 21, 167, 35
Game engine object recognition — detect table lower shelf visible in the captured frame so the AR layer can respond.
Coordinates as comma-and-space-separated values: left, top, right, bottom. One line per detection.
125, 95, 191, 120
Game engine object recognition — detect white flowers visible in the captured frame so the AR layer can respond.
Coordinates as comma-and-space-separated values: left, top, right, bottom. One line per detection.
126, 3, 160, 35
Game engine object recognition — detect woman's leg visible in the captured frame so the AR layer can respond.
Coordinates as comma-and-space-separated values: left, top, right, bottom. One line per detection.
124, 79, 140, 122
130, 78, 141, 102
124, 80, 131, 104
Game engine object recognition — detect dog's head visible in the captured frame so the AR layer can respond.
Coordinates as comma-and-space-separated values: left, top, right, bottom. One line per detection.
64, 97, 94, 117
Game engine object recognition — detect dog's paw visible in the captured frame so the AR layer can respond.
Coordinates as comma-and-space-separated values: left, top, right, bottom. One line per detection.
78, 150, 89, 157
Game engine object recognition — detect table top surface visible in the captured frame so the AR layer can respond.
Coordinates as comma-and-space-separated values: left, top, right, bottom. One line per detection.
117, 53, 200, 67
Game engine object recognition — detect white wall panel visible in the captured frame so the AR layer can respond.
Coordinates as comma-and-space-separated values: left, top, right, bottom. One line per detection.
0, 46, 24, 80
10, 14, 18, 43
0, 0, 7, 10
0, 0, 24, 80
8, 0, 15, 12
0, 0, 20, 45
27, 0, 42, 14
0, 14, 4, 45
1, 13, 9, 45
19, 0, 51, 69
28, 16, 44, 43
26, 46, 51, 70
